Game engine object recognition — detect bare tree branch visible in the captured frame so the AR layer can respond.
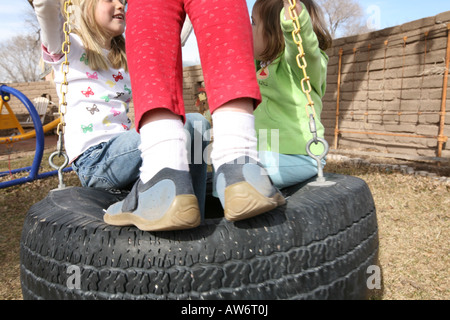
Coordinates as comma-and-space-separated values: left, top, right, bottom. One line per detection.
0, 35, 41, 83
0, 5, 42, 83
317, 0, 369, 38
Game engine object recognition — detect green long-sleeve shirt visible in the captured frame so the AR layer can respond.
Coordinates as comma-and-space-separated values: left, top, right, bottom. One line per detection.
254, 5, 329, 156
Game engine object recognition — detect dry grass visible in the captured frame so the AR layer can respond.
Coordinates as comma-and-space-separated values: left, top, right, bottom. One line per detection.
0, 152, 449, 300
0, 151, 81, 300
325, 160, 449, 300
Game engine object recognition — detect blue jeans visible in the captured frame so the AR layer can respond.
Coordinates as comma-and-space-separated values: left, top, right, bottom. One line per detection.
258, 151, 326, 189
72, 113, 211, 219
212, 152, 326, 197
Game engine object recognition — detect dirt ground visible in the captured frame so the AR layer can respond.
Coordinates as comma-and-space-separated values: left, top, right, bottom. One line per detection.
0, 136, 449, 300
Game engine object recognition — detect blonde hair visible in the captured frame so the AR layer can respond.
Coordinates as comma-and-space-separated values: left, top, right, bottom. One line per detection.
64, 0, 128, 71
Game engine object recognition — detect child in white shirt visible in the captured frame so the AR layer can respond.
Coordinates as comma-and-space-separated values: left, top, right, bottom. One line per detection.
34, 0, 209, 215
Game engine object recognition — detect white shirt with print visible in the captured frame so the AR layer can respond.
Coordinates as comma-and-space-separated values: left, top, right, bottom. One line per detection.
43, 34, 132, 162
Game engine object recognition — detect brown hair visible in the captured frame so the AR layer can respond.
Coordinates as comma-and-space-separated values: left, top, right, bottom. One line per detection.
302, 0, 332, 51
254, 0, 285, 63
254, 0, 332, 63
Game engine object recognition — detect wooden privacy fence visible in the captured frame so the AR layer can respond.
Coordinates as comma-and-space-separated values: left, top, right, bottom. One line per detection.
322, 12, 450, 161
334, 24, 449, 158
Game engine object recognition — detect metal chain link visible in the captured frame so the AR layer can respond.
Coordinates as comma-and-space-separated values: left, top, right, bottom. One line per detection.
287, 0, 316, 125
49, 0, 72, 190
287, 0, 334, 186
58, 0, 72, 136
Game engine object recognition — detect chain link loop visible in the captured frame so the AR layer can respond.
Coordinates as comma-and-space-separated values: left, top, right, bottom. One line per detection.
287, 0, 334, 186
49, 0, 72, 190
287, 0, 316, 120
57, 0, 72, 136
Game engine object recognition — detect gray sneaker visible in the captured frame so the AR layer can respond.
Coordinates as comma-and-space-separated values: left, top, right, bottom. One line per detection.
214, 156, 286, 221
104, 168, 201, 231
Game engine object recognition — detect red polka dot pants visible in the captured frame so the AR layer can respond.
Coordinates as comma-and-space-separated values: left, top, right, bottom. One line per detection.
126, 0, 261, 129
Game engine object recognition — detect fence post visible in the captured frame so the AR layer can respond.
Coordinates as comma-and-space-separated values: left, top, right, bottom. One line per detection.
438, 23, 450, 158
334, 48, 344, 150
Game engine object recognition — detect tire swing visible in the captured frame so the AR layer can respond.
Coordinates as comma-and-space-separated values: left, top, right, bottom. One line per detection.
20, 0, 379, 300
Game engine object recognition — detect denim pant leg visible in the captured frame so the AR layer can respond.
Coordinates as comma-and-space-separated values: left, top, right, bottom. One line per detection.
73, 114, 210, 219
185, 113, 211, 221
72, 130, 142, 190
259, 151, 325, 189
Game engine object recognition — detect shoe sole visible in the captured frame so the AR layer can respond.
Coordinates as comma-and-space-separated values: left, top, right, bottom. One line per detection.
103, 195, 201, 231
224, 182, 286, 222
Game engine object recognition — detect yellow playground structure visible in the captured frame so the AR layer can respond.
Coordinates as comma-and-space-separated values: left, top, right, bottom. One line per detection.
1, 87, 60, 144
1, 84, 69, 188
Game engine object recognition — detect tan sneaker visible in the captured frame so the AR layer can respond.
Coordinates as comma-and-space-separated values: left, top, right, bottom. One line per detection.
214, 156, 286, 221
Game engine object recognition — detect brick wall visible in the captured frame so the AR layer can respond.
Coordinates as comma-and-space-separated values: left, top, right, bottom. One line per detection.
3, 11, 449, 160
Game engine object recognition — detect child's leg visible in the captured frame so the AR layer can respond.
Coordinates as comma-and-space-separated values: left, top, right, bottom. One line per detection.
106, 0, 202, 231
126, 0, 186, 127
185, 0, 261, 169
184, 0, 261, 114
126, 0, 189, 184
72, 130, 141, 190
138, 110, 189, 184
185, 0, 285, 220
259, 152, 323, 189
104, 115, 212, 232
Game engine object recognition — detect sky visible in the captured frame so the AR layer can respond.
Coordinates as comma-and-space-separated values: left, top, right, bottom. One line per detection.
0, 0, 449, 66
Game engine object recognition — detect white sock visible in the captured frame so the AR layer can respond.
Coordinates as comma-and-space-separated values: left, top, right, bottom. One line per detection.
210, 112, 259, 170
139, 119, 189, 183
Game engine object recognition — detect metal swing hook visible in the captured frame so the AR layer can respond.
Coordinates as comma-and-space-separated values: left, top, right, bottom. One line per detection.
306, 114, 336, 187
49, 132, 69, 190
48, 0, 72, 191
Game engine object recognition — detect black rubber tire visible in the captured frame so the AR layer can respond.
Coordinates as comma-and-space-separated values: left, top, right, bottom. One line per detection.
20, 173, 379, 300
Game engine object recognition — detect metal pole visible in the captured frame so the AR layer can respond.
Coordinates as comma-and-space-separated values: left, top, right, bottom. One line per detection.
334, 48, 343, 150
438, 23, 450, 158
